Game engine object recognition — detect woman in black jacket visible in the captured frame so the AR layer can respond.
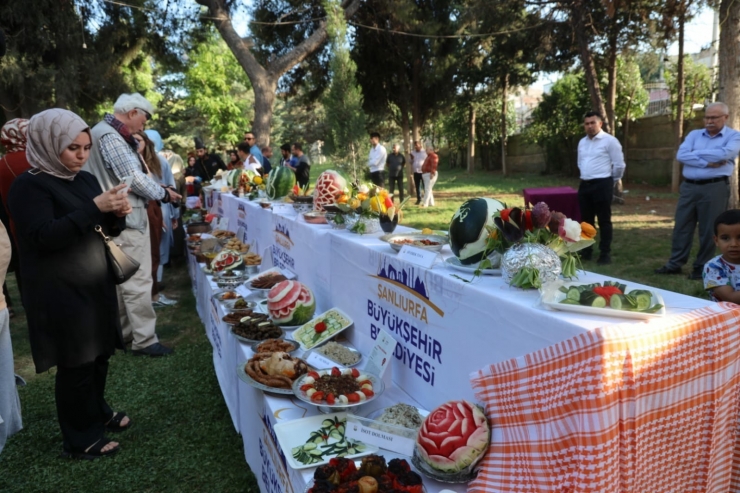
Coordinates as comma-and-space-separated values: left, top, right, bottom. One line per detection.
8, 109, 133, 459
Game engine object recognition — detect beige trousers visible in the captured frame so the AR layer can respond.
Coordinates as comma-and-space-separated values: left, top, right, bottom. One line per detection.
422, 172, 437, 207
116, 220, 158, 350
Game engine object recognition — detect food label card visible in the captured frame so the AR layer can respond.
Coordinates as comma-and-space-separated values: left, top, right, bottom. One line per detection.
364, 326, 395, 377
397, 245, 438, 269
235, 284, 252, 299
304, 352, 346, 370
345, 415, 416, 457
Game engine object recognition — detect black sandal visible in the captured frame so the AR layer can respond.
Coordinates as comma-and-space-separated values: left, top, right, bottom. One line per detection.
62, 438, 120, 460
105, 412, 132, 433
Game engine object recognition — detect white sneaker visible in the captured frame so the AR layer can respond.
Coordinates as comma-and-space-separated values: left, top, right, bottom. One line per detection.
155, 294, 178, 306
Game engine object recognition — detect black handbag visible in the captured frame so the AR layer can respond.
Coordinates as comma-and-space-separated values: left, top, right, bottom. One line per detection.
95, 225, 140, 284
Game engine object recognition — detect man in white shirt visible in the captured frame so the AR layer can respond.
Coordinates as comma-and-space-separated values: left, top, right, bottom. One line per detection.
237, 142, 263, 174
367, 132, 387, 187
410, 141, 427, 205
577, 111, 626, 265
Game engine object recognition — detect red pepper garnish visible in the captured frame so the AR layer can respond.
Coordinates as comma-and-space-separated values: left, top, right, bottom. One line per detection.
592, 286, 622, 303
314, 321, 327, 333
500, 208, 511, 222
524, 210, 534, 231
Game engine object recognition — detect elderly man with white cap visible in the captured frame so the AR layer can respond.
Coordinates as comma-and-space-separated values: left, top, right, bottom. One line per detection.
84, 93, 181, 357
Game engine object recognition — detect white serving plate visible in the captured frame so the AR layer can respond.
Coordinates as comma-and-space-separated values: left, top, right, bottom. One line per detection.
292, 308, 354, 350
304, 342, 363, 368
273, 412, 378, 470
292, 370, 384, 412
540, 281, 666, 320
444, 256, 501, 276
380, 233, 448, 253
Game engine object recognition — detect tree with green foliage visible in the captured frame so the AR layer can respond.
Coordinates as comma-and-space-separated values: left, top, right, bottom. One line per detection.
664, 55, 713, 122
194, 0, 361, 147
183, 30, 254, 147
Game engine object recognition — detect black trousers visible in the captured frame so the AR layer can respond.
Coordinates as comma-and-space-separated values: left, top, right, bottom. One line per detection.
578, 177, 613, 256
413, 172, 423, 201
388, 173, 404, 201
56, 355, 113, 451
370, 171, 385, 188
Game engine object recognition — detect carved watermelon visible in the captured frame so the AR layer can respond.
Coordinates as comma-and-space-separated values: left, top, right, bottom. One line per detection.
226, 169, 257, 189
265, 166, 296, 200
449, 198, 505, 265
267, 280, 316, 325
313, 170, 349, 211
416, 400, 490, 474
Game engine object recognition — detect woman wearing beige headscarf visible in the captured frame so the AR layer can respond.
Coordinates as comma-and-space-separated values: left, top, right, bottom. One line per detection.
8, 109, 133, 459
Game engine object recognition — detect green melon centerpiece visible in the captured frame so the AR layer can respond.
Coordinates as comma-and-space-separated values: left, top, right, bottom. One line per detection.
265, 166, 296, 200
449, 197, 505, 265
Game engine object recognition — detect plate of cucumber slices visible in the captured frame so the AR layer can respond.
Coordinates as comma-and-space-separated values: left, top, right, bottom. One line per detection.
541, 280, 666, 320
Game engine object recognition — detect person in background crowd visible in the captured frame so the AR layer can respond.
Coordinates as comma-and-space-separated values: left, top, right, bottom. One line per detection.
193, 138, 225, 181
167, 152, 187, 259
83, 93, 180, 357
0, 119, 30, 316
386, 144, 405, 202
237, 142, 262, 174
279, 144, 293, 167
227, 150, 240, 171
9, 108, 132, 459
261, 146, 273, 175
656, 102, 740, 279
410, 141, 427, 205
139, 131, 179, 307
184, 154, 206, 181
421, 146, 438, 208
367, 132, 387, 188
244, 130, 263, 165
184, 154, 203, 198
577, 111, 626, 266
0, 219, 21, 456
291, 143, 311, 188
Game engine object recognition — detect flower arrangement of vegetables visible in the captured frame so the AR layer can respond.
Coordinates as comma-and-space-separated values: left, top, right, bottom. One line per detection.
334, 184, 395, 234
471, 202, 596, 288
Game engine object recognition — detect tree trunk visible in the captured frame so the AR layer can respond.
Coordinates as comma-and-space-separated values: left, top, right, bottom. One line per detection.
571, 1, 610, 133
411, 50, 422, 143
467, 102, 476, 174
671, 14, 686, 194
605, 30, 618, 135
196, 0, 361, 147
400, 97, 414, 199
719, 0, 740, 208
501, 73, 509, 176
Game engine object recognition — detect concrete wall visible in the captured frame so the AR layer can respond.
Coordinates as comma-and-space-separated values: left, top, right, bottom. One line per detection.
504, 112, 706, 185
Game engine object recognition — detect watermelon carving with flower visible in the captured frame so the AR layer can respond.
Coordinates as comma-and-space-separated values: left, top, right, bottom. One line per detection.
313, 170, 349, 211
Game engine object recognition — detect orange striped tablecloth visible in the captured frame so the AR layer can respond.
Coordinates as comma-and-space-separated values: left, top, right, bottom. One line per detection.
469, 302, 740, 493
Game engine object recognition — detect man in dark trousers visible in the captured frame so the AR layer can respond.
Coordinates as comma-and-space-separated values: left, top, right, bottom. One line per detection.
386, 144, 406, 202
576, 111, 625, 265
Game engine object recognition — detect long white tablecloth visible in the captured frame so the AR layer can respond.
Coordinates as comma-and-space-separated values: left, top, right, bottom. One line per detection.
190, 190, 713, 492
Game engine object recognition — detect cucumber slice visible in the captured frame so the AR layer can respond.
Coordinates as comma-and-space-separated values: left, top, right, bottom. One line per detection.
642, 303, 664, 314
560, 298, 581, 305
559, 286, 570, 294
610, 294, 637, 310
580, 291, 607, 307
628, 290, 653, 311
566, 287, 581, 301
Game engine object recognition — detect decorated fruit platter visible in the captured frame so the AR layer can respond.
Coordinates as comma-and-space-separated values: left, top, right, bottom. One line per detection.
292, 308, 353, 350
293, 367, 383, 413
303, 454, 427, 493
274, 413, 378, 470
540, 280, 666, 320
211, 250, 244, 272
380, 233, 449, 253
266, 280, 316, 327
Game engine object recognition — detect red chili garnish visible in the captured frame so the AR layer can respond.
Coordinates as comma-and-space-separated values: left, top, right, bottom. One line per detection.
315, 321, 327, 333
592, 286, 623, 303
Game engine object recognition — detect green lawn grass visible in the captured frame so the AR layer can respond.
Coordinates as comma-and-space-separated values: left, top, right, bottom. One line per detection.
2, 162, 707, 491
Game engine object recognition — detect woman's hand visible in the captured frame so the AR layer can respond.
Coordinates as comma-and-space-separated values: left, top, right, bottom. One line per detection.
94, 184, 129, 213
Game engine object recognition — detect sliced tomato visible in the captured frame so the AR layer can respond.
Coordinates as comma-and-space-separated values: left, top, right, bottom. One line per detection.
358, 380, 372, 387
310, 391, 325, 402
361, 389, 374, 398
350, 368, 360, 378
299, 384, 314, 392
307, 371, 320, 379
346, 393, 360, 403
326, 393, 336, 405
331, 367, 342, 377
